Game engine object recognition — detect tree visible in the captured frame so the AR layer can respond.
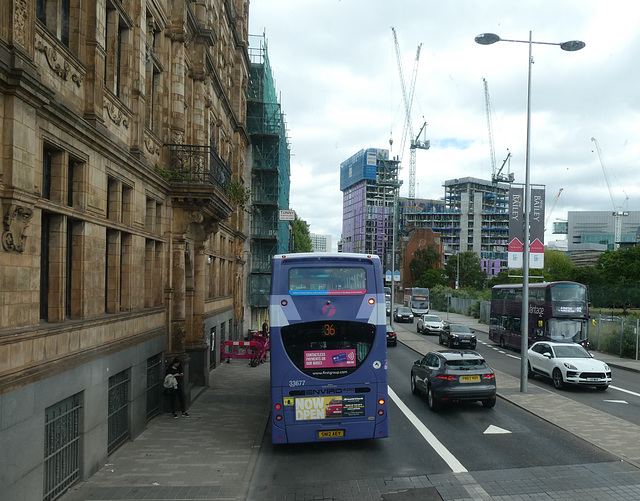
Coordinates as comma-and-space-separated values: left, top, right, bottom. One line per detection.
443, 252, 486, 289
291, 213, 312, 253
543, 249, 575, 282
409, 246, 441, 282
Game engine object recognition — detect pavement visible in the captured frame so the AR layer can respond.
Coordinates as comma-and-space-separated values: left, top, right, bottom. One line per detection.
59, 311, 640, 501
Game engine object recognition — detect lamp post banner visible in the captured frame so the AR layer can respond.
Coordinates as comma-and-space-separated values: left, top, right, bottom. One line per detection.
508, 186, 524, 269
530, 187, 545, 269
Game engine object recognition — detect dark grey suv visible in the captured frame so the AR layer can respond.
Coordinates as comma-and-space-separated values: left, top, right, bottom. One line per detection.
410, 350, 496, 411
439, 323, 476, 349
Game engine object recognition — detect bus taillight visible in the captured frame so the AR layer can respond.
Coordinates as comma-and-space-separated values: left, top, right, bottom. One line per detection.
368, 297, 375, 305
281, 299, 288, 306
275, 414, 283, 421
378, 398, 385, 406
274, 403, 282, 411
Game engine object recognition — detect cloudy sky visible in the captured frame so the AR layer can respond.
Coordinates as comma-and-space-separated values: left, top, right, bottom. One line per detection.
248, 0, 640, 250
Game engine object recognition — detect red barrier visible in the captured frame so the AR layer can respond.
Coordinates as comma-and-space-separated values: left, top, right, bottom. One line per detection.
221, 333, 270, 367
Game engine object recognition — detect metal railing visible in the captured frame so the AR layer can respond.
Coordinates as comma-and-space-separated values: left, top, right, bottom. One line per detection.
166, 144, 232, 190
44, 395, 81, 501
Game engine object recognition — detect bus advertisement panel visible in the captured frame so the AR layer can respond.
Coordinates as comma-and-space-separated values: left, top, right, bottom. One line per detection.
269, 253, 389, 444
489, 281, 589, 350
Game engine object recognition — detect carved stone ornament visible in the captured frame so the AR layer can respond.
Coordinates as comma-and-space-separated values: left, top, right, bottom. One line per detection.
35, 41, 84, 87
2, 204, 33, 253
14, 0, 28, 47
103, 97, 130, 128
144, 136, 160, 155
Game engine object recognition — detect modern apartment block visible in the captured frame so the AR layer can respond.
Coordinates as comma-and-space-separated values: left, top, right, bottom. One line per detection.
0, 2, 249, 498
310, 233, 332, 252
340, 148, 401, 264
399, 177, 511, 276
245, 35, 291, 331
567, 211, 640, 250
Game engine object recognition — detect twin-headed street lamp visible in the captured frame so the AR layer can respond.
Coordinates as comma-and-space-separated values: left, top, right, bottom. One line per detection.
475, 32, 585, 392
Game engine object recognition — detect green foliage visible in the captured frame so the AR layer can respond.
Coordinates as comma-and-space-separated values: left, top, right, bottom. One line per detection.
543, 249, 574, 282
225, 180, 252, 212
443, 252, 486, 289
292, 213, 312, 253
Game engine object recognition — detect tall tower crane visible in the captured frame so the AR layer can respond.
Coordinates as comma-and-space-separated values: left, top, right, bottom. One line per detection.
483, 78, 513, 184
591, 137, 629, 250
392, 27, 429, 199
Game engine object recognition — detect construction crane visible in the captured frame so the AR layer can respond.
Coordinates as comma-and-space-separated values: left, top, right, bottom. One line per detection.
591, 137, 629, 250
483, 78, 514, 184
545, 188, 563, 230
392, 27, 429, 199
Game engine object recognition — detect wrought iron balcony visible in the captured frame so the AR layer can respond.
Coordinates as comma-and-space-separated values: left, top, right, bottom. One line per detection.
165, 144, 232, 190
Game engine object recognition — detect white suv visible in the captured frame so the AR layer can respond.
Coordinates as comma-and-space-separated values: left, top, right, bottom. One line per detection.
416, 314, 444, 335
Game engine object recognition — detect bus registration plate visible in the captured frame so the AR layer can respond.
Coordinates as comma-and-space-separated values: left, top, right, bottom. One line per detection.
318, 430, 344, 438
459, 375, 480, 383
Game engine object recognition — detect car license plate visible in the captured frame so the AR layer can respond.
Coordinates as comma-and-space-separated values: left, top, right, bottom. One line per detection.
459, 375, 480, 383
318, 430, 344, 438
587, 378, 600, 381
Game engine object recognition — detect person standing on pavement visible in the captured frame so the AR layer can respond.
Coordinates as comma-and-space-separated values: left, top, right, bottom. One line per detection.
262, 319, 269, 338
166, 357, 189, 418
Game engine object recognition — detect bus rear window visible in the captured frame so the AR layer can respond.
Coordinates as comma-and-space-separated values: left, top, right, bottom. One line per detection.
288, 267, 366, 294
281, 320, 375, 379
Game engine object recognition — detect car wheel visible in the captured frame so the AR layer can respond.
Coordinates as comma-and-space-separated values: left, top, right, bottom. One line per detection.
470, 343, 477, 350
448, 338, 454, 349
438, 334, 443, 345
595, 384, 609, 391
427, 386, 440, 411
482, 397, 496, 409
393, 340, 397, 346
416, 325, 420, 333
411, 374, 419, 395
527, 362, 535, 379
552, 368, 564, 389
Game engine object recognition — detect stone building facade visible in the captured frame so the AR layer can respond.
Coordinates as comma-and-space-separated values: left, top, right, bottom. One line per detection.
0, 0, 249, 498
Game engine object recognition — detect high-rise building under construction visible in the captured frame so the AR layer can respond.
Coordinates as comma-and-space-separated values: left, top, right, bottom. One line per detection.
245, 36, 291, 327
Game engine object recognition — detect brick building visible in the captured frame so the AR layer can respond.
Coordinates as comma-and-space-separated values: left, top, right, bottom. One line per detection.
0, 1, 249, 498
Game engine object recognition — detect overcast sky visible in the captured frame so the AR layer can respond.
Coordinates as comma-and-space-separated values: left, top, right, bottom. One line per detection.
248, 0, 640, 251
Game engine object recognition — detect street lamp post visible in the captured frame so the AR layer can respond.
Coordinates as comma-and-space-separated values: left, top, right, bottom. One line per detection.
475, 31, 584, 392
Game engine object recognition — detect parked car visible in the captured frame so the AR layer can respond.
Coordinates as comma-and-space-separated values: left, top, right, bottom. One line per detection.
527, 341, 612, 390
394, 306, 414, 323
439, 323, 476, 349
386, 324, 397, 346
410, 350, 496, 411
417, 314, 444, 335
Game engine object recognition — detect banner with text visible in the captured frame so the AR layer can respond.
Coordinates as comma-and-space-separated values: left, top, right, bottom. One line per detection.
508, 185, 545, 269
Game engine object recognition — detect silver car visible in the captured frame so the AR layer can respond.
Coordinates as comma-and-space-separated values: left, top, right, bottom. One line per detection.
417, 314, 444, 335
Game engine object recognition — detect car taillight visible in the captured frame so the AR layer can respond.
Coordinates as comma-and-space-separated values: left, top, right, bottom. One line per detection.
483, 373, 495, 379
437, 375, 456, 380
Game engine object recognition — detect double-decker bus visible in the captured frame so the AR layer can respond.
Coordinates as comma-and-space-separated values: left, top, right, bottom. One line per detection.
269, 252, 389, 444
489, 281, 589, 350
404, 287, 430, 316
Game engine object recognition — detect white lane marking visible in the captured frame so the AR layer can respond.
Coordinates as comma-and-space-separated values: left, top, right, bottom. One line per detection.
484, 425, 511, 434
610, 385, 640, 398
388, 386, 467, 473
604, 400, 629, 404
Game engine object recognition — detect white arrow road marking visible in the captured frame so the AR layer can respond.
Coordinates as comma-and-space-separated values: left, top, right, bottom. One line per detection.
484, 425, 512, 434
603, 400, 629, 404
610, 385, 640, 398
388, 386, 467, 473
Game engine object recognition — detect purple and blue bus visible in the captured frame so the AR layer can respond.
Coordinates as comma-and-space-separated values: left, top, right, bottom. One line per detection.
489, 281, 589, 350
269, 252, 389, 444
